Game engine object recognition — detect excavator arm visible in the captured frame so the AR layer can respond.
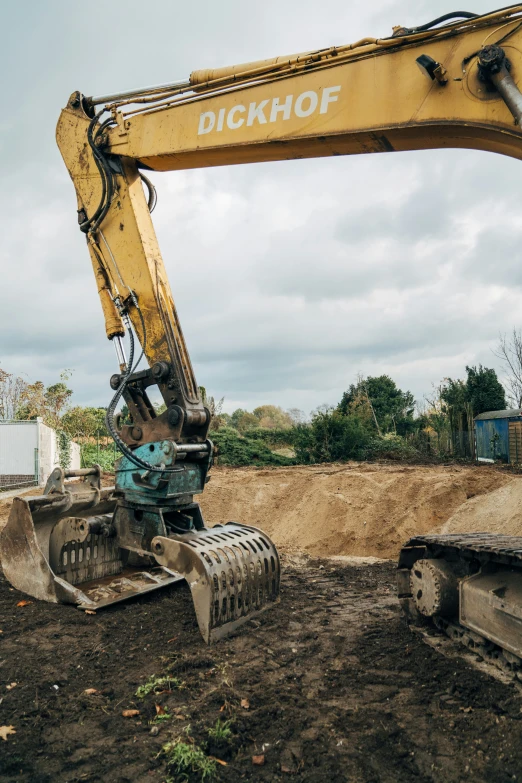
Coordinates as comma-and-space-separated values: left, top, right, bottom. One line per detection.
56, 5, 522, 454
3, 5, 522, 652
55, 6, 522, 455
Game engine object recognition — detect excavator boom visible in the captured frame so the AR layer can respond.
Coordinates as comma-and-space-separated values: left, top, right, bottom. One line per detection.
2, 5, 522, 654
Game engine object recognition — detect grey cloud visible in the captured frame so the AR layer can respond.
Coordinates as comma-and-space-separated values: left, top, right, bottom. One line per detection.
2, 0, 521, 416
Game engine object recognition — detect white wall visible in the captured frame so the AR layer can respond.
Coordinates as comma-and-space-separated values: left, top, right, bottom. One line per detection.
0, 421, 37, 475
38, 420, 54, 483
0, 419, 80, 485
70, 441, 81, 470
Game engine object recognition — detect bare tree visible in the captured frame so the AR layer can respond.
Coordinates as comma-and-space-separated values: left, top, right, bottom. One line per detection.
0, 367, 27, 420
199, 386, 225, 431
287, 408, 307, 425
494, 329, 522, 407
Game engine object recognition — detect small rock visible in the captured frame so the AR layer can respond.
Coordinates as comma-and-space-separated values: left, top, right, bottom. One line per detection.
150, 725, 160, 736
252, 755, 265, 766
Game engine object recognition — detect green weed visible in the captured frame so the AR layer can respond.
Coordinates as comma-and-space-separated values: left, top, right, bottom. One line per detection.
135, 674, 182, 699
162, 737, 216, 782
207, 719, 232, 741
152, 710, 173, 724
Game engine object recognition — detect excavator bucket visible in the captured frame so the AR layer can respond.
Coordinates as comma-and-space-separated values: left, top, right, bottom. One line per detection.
150, 524, 281, 643
0, 466, 280, 643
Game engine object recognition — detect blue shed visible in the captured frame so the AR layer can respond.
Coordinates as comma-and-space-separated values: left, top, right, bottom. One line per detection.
474, 409, 522, 463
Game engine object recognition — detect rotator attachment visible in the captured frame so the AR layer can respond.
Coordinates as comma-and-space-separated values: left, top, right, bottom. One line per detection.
151, 523, 280, 643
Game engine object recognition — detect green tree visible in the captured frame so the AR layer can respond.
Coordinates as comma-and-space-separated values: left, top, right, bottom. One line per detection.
438, 365, 505, 458
294, 408, 371, 464
252, 405, 293, 430
338, 375, 415, 435
230, 408, 259, 433
61, 406, 108, 439
465, 365, 506, 415
16, 371, 73, 429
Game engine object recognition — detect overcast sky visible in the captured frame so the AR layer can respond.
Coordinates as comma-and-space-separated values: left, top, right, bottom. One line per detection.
1, 0, 521, 416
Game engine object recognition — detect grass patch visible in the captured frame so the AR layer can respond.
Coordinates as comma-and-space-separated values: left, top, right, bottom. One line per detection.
135, 675, 182, 699
207, 719, 232, 741
163, 737, 217, 782
152, 711, 173, 725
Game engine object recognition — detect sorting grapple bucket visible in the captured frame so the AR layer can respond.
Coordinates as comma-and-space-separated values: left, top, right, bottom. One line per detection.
150, 524, 281, 642
0, 466, 280, 643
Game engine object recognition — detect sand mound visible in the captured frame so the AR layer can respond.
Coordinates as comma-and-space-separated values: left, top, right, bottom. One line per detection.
441, 479, 522, 537
201, 462, 513, 559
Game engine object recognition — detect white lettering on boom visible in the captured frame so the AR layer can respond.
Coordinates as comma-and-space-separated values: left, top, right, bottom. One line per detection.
198, 85, 341, 135
270, 94, 293, 122
247, 99, 269, 126
294, 91, 318, 118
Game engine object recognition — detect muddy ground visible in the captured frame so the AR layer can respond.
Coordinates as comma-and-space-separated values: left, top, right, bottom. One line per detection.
1, 553, 521, 783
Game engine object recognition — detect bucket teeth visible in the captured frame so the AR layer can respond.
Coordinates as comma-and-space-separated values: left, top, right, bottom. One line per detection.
151, 523, 280, 643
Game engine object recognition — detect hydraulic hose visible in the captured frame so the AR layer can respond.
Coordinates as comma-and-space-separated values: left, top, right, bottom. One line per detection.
400, 11, 479, 35
105, 302, 189, 474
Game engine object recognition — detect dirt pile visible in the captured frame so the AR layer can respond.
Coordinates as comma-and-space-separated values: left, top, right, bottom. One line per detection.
441, 478, 522, 536
200, 463, 513, 559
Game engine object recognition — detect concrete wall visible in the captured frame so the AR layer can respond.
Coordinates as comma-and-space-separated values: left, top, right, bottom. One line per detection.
0, 419, 80, 489
0, 421, 37, 488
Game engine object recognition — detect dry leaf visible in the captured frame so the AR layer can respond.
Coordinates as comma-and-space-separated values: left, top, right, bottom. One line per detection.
252, 755, 265, 766
210, 757, 228, 766
85, 610, 96, 616
155, 704, 167, 716
6, 683, 17, 691
122, 709, 140, 718
0, 726, 16, 741
16, 601, 32, 607
240, 698, 250, 710
84, 688, 98, 695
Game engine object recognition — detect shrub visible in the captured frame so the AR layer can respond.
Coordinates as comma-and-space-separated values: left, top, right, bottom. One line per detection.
293, 409, 371, 463
360, 434, 419, 461
80, 443, 117, 472
210, 427, 294, 467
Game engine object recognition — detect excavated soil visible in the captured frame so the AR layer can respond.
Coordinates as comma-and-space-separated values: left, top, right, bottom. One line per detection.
200, 463, 514, 558
441, 478, 522, 536
1, 554, 522, 783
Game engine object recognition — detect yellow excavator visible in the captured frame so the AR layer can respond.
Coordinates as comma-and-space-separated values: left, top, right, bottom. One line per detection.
1, 5, 522, 662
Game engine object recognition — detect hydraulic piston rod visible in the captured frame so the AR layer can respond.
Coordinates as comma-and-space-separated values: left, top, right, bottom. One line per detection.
87, 79, 191, 106
478, 45, 522, 126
